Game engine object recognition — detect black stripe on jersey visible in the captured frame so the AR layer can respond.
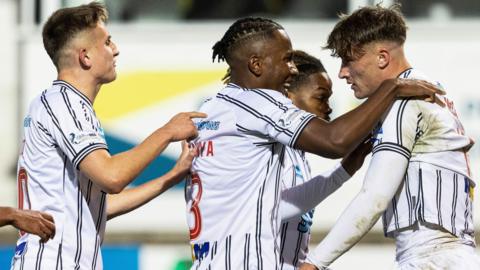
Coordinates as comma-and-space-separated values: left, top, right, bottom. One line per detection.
372, 142, 411, 160
292, 232, 303, 266
92, 192, 106, 270
398, 68, 413, 79
289, 114, 315, 148
227, 83, 242, 90
61, 87, 83, 130
72, 143, 108, 169
451, 174, 459, 235
392, 196, 400, 230
74, 181, 84, 270
35, 242, 45, 270
436, 170, 443, 226
54, 80, 93, 108
225, 235, 232, 270
37, 122, 55, 141
20, 244, 27, 270
255, 161, 270, 270
217, 93, 294, 137
86, 180, 93, 204
279, 223, 288, 267
271, 145, 285, 270
55, 243, 63, 270
404, 173, 413, 225
41, 93, 76, 157
396, 99, 410, 145
464, 177, 470, 232
250, 89, 289, 112
244, 233, 251, 270
418, 168, 425, 222
236, 124, 271, 140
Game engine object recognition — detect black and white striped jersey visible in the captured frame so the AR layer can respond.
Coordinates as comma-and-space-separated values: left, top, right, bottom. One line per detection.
278, 148, 313, 269
187, 83, 315, 270
374, 69, 475, 242
12, 80, 108, 270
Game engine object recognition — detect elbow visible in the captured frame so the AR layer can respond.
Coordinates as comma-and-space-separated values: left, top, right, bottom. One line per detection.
327, 136, 350, 158
99, 174, 126, 194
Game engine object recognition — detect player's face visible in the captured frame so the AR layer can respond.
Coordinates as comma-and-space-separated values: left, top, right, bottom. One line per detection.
289, 72, 333, 121
89, 22, 119, 84
261, 29, 298, 92
338, 44, 383, 99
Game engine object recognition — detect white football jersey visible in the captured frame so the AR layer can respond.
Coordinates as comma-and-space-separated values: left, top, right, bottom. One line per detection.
186, 83, 315, 270
278, 148, 313, 269
372, 69, 475, 243
11, 80, 108, 270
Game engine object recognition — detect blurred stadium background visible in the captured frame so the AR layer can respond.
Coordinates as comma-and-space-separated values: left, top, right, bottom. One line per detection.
0, 0, 480, 269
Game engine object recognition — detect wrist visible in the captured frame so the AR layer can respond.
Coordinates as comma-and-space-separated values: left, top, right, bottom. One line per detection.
1, 207, 16, 225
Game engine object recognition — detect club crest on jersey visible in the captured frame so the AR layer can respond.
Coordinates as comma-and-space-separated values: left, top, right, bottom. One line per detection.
279, 109, 303, 128
69, 132, 103, 145
370, 123, 383, 146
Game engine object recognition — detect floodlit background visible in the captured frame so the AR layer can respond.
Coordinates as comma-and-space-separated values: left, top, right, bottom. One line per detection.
1, 0, 480, 269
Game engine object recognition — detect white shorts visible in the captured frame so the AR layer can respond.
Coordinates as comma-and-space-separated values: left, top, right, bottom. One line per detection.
394, 223, 480, 270
395, 244, 480, 270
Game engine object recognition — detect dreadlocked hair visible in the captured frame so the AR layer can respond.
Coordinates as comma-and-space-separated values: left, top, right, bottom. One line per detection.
212, 17, 283, 64
288, 50, 326, 92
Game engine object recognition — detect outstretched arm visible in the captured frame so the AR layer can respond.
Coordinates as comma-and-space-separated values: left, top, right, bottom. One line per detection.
0, 207, 55, 242
107, 142, 195, 220
280, 139, 371, 220
80, 112, 205, 194
295, 79, 442, 158
301, 150, 408, 269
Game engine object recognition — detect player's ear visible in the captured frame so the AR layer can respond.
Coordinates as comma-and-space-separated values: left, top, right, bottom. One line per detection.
79, 48, 92, 69
377, 48, 390, 69
248, 55, 262, 77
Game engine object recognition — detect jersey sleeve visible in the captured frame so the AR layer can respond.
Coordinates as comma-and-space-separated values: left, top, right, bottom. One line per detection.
40, 90, 108, 168
371, 98, 419, 160
229, 89, 315, 147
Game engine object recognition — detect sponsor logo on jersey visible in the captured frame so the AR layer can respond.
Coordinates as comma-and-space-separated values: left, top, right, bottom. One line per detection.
196, 121, 220, 131
69, 132, 103, 145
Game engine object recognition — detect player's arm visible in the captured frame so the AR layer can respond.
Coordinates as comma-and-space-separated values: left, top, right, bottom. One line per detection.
0, 207, 55, 243
79, 112, 206, 194
106, 142, 195, 220
280, 140, 371, 220
301, 98, 419, 269
301, 151, 408, 269
295, 79, 442, 158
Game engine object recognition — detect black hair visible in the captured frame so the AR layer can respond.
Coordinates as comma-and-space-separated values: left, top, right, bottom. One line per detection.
212, 17, 283, 63
289, 50, 327, 92
213, 17, 283, 83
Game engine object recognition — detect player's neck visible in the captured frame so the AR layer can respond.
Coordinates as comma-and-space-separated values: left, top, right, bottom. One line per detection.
57, 71, 101, 104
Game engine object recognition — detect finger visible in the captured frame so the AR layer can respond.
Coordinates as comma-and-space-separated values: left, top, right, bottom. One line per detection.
44, 220, 56, 239
181, 140, 189, 153
41, 212, 54, 223
434, 95, 445, 107
186, 112, 207, 119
